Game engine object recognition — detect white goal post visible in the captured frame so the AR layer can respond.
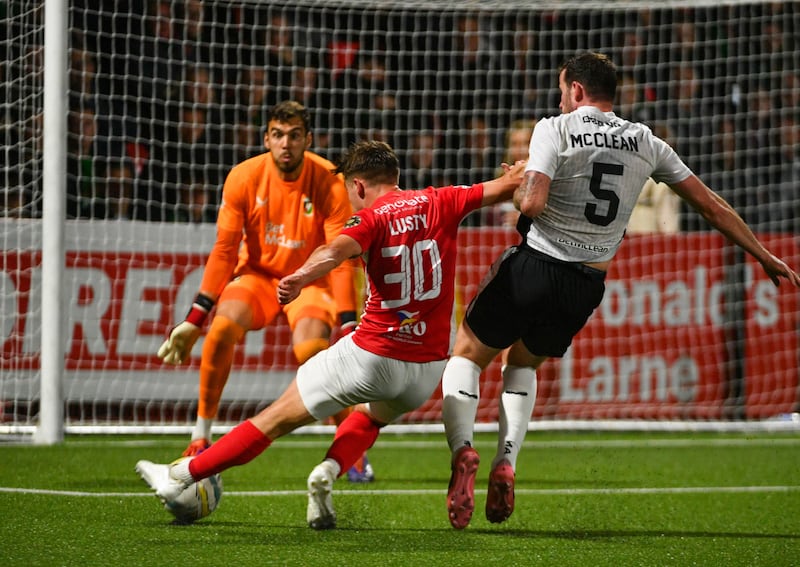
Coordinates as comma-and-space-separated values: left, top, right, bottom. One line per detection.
2, 0, 799, 440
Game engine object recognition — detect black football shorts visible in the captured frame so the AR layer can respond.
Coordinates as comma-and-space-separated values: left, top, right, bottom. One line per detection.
464, 245, 606, 357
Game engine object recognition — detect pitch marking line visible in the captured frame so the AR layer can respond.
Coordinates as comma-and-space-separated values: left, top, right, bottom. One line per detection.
2, 485, 799, 498
34, 437, 800, 450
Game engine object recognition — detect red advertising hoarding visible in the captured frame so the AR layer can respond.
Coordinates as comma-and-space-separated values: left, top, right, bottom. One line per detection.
1, 225, 797, 421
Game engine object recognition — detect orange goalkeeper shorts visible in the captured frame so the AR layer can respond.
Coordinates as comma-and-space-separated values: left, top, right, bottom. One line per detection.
219, 273, 337, 331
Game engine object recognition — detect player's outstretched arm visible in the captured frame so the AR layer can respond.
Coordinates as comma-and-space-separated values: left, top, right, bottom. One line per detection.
479, 160, 526, 207
278, 234, 363, 305
671, 175, 800, 288
513, 170, 551, 218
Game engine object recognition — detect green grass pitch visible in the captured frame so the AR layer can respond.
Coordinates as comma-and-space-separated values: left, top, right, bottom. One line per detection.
2, 431, 799, 566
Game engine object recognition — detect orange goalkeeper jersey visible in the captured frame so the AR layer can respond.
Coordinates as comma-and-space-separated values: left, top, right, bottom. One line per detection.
199, 150, 357, 313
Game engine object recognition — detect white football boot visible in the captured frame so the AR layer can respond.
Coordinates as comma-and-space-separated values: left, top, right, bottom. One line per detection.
306, 461, 337, 530
135, 458, 192, 503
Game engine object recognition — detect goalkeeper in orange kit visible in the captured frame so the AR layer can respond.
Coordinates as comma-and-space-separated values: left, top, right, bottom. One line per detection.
158, 100, 374, 482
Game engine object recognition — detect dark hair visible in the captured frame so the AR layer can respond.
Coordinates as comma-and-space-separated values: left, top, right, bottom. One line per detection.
561, 51, 617, 103
268, 100, 311, 132
334, 140, 400, 186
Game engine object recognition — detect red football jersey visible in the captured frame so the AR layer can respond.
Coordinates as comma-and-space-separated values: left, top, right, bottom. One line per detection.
343, 184, 484, 362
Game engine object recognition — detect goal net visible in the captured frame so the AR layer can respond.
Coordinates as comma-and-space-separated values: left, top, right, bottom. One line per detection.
2, 0, 799, 435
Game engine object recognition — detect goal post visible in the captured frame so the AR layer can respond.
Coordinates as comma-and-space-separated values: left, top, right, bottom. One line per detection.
36, 0, 68, 445
2, 0, 799, 438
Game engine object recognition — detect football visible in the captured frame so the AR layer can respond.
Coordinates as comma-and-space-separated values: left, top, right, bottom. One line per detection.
165, 474, 223, 524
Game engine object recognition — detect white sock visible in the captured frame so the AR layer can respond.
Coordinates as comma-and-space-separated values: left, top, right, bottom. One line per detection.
192, 417, 213, 442
171, 457, 195, 486
441, 355, 482, 454
494, 365, 537, 470
323, 457, 342, 478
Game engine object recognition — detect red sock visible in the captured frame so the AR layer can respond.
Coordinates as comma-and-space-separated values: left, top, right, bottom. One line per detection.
325, 411, 380, 476
189, 420, 271, 479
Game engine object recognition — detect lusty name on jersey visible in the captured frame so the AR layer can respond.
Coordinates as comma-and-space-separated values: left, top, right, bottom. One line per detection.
389, 214, 429, 235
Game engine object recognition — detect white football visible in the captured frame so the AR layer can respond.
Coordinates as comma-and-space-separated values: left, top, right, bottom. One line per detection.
165, 474, 223, 524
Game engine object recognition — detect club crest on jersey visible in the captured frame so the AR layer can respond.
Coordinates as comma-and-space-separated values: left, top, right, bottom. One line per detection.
303, 197, 313, 216
344, 215, 361, 229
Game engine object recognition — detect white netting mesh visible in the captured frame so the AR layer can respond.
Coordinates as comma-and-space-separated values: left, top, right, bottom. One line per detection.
1, 0, 798, 432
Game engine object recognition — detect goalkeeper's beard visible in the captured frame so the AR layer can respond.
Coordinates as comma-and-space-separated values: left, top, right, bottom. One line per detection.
275, 153, 304, 175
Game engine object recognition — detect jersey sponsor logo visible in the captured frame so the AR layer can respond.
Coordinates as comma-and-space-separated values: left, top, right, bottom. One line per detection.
556, 238, 610, 254
264, 234, 306, 249
373, 194, 430, 215
303, 197, 313, 216
385, 310, 428, 338
581, 115, 621, 128
256, 195, 267, 208
344, 215, 361, 229
263, 222, 306, 249
397, 310, 419, 326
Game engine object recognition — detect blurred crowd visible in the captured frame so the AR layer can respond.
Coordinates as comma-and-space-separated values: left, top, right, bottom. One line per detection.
2, 0, 798, 231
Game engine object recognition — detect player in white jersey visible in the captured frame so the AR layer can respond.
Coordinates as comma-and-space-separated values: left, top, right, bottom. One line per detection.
442, 51, 800, 530
135, 140, 526, 529
520, 105, 690, 262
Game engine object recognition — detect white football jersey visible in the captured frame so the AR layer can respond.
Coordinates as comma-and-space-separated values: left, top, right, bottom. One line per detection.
524, 106, 692, 262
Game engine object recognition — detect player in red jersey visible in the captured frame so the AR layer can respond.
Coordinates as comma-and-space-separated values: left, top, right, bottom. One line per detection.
137, 140, 526, 529
155, 101, 371, 479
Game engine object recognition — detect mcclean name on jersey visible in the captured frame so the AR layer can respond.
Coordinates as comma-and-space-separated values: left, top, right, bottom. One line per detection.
570, 132, 639, 152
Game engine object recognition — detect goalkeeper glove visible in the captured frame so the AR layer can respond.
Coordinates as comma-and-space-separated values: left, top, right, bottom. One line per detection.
157, 294, 215, 365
